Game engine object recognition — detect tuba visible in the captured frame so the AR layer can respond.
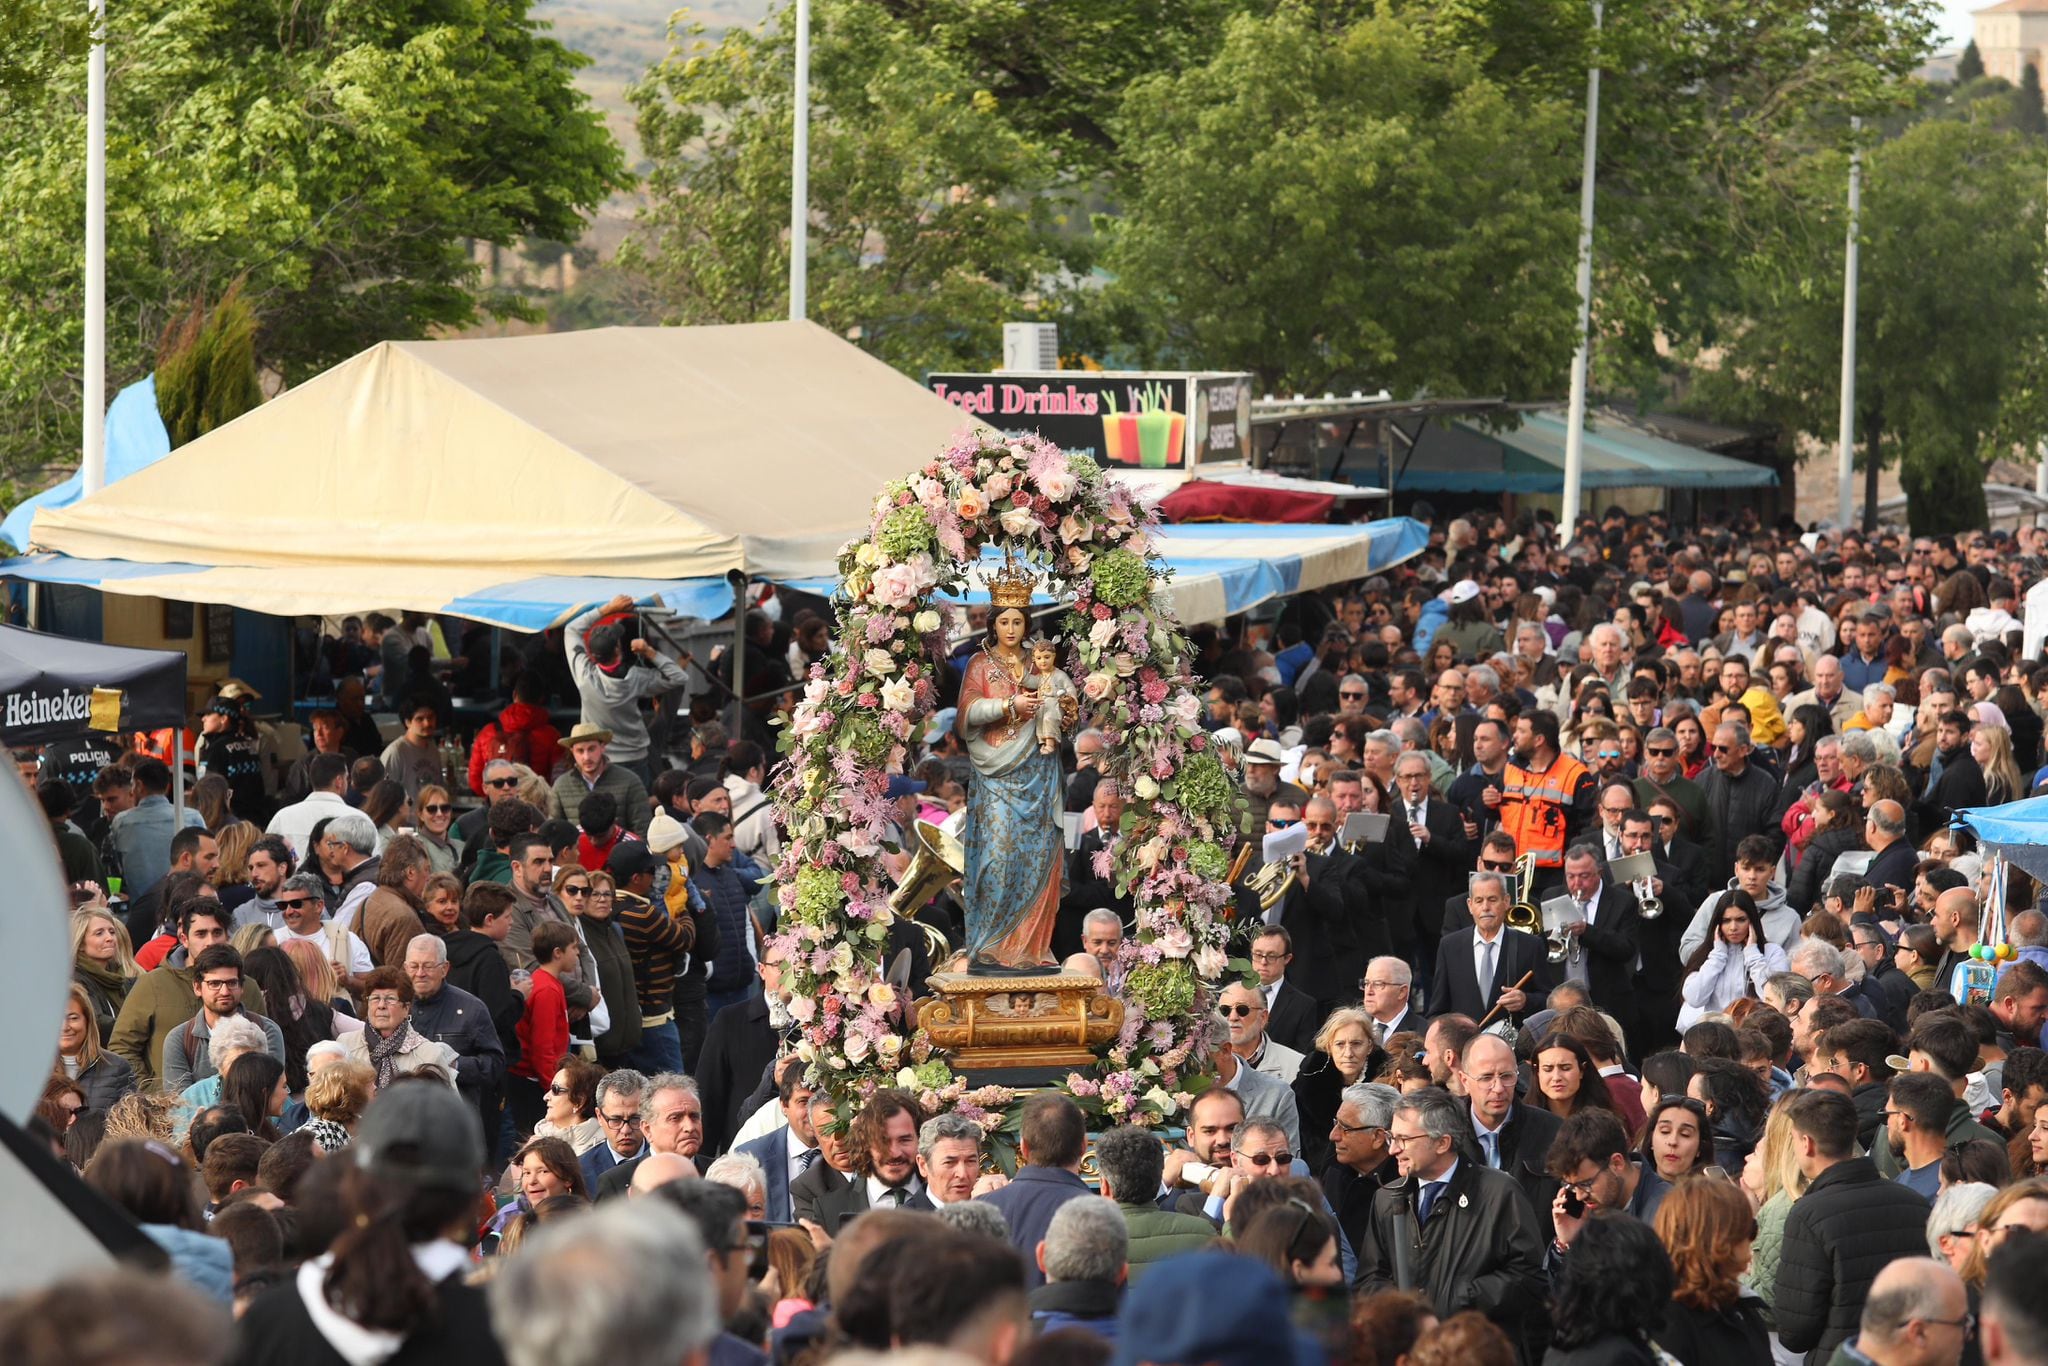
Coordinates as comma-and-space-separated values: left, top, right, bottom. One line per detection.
890, 818, 965, 918
1504, 853, 1543, 934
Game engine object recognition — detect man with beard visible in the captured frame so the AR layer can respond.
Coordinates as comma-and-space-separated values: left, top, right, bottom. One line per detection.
803, 1088, 935, 1229
1446, 717, 1511, 840
697, 936, 793, 1157
1915, 711, 1987, 842
1265, 796, 1377, 1015
1239, 738, 1307, 833
1990, 962, 2048, 1051
1620, 807, 1688, 1053
229, 836, 295, 931
1500, 709, 1593, 897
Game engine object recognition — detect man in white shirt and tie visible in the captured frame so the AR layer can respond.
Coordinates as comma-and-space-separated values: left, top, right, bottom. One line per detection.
1596, 779, 1635, 863
1362, 957, 1415, 1047
1249, 926, 1317, 1054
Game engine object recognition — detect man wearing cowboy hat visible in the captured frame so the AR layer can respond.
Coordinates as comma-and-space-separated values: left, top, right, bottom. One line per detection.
550, 723, 653, 838
1240, 737, 1307, 834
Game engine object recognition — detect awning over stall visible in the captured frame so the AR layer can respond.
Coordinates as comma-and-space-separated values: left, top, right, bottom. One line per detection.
1400, 409, 1780, 494
0, 624, 188, 743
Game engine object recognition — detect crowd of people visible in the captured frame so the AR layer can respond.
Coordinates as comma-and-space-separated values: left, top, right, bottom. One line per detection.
13, 505, 2048, 1366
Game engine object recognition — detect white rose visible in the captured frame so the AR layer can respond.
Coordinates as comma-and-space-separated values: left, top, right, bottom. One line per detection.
1134, 774, 1160, 800
1157, 925, 1193, 959
985, 472, 1013, 500
855, 542, 882, 567
844, 1032, 871, 1063
1089, 617, 1119, 649
1082, 671, 1116, 701
864, 647, 897, 677
788, 995, 818, 1023
999, 505, 1039, 537
1194, 945, 1228, 980
881, 676, 914, 711
914, 609, 942, 633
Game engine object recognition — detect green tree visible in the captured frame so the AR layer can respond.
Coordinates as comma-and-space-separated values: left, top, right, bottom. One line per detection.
154, 282, 263, 449
1098, 6, 1580, 396
0, 0, 626, 478
1694, 117, 2048, 534
1958, 38, 1986, 83
2021, 63, 2048, 136
626, 0, 1070, 376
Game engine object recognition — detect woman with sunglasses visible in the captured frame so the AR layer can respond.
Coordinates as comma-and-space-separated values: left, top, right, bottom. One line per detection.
529, 1055, 605, 1154
412, 783, 464, 875
1677, 891, 1786, 1029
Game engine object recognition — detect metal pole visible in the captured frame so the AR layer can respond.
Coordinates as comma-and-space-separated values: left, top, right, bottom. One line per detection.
1837, 118, 1862, 531
82, 0, 107, 496
727, 571, 748, 740
1558, 0, 1602, 533
788, 0, 810, 322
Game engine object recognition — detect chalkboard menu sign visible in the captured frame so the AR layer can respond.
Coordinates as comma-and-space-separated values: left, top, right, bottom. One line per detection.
162, 601, 194, 639
204, 605, 233, 664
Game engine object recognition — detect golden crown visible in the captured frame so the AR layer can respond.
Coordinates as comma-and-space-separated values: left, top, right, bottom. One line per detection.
988, 558, 1038, 609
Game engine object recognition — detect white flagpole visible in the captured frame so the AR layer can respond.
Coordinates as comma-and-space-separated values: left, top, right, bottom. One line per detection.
83, 0, 107, 495
1559, 0, 1602, 533
788, 0, 810, 322
1837, 118, 1862, 531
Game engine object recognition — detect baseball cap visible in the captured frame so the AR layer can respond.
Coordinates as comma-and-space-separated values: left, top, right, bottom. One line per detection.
607, 841, 660, 881
353, 1082, 483, 1193
1447, 579, 1482, 605
884, 775, 927, 799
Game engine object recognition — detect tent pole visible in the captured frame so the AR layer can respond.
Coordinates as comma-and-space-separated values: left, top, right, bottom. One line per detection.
173, 733, 184, 822
727, 571, 747, 741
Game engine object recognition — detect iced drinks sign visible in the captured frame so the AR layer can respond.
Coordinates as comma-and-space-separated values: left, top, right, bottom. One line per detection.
928, 371, 1253, 471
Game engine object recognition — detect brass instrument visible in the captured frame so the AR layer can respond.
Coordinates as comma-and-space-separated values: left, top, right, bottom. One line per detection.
1609, 852, 1662, 920
1246, 858, 1298, 911
1540, 894, 1582, 966
1504, 853, 1543, 934
1635, 879, 1663, 920
890, 819, 965, 918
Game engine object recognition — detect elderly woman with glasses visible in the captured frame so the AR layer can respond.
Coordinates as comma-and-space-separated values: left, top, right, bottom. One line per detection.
340, 966, 459, 1091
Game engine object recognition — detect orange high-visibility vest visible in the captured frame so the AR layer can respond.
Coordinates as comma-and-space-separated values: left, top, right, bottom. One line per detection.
1499, 752, 1589, 869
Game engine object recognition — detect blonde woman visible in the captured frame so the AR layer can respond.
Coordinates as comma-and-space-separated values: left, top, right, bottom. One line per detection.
1972, 724, 2026, 806
1293, 1006, 1375, 1174
212, 820, 259, 900
231, 923, 276, 958
303, 1059, 376, 1152
280, 936, 364, 1032
414, 783, 463, 875
1741, 1102, 1810, 1314
71, 909, 140, 1042
60, 981, 136, 1112
1958, 1178, 2048, 1290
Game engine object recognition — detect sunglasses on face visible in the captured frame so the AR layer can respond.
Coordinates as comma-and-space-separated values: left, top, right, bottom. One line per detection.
275, 897, 318, 910
560, 885, 590, 898
1340, 691, 1366, 700
1220, 1003, 1260, 1017
422, 803, 453, 814
1480, 859, 1514, 871
1239, 1150, 1294, 1168
548, 1083, 573, 1097
486, 777, 519, 789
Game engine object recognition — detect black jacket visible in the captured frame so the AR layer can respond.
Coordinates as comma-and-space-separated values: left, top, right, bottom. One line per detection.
1358, 1159, 1548, 1339
579, 914, 642, 1063
1543, 1337, 1659, 1366
1652, 1296, 1772, 1366
408, 983, 506, 1103
1429, 927, 1549, 1025
442, 929, 523, 1068
1700, 764, 1783, 886
1657, 834, 1714, 913
1264, 979, 1319, 1055
228, 1269, 506, 1366
1916, 747, 1987, 843
1774, 1156, 1935, 1362
699, 994, 777, 1157
1401, 799, 1471, 942
1279, 845, 1380, 1008
1488, 1100, 1563, 1244
1786, 826, 1864, 915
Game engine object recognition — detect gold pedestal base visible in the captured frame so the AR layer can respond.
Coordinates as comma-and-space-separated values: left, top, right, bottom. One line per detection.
915, 971, 1124, 1070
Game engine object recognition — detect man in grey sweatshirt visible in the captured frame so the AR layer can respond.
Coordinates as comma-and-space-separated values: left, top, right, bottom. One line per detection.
565, 595, 691, 781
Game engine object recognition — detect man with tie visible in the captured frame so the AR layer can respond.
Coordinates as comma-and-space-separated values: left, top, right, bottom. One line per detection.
1396, 753, 1470, 989
1362, 956, 1417, 1046
1594, 780, 1635, 863
1428, 871, 1546, 1027
1248, 927, 1318, 1054
1458, 1032, 1561, 1241
579, 1068, 650, 1192
801, 1087, 935, 1230
735, 1058, 821, 1223
1358, 1086, 1547, 1340
1270, 797, 1379, 1015
1555, 844, 1643, 1052
1620, 809, 1689, 1054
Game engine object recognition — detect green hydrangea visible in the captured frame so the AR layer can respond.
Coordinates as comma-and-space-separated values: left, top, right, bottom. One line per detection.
877, 504, 936, 561
1067, 453, 1099, 490
1091, 547, 1152, 608
910, 1059, 954, 1090
1125, 961, 1197, 1020
1186, 843, 1230, 881
791, 866, 846, 927
1173, 752, 1232, 819
840, 712, 893, 765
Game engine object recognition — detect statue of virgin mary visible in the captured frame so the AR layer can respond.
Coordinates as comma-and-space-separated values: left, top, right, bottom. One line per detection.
955, 564, 1071, 974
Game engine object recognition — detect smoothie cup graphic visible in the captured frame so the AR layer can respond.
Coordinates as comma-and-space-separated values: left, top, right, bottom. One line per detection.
1117, 412, 1141, 463
1134, 381, 1181, 468
1100, 394, 1129, 463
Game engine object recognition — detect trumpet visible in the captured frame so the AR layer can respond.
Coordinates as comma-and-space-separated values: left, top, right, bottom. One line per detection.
1634, 877, 1663, 920
1505, 853, 1543, 935
1540, 894, 1582, 966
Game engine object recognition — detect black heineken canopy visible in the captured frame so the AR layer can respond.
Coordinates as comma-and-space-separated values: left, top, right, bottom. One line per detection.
0, 624, 187, 744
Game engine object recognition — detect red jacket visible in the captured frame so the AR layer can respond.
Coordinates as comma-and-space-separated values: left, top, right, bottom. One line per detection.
468, 701, 561, 795
513, 968, 569, 1082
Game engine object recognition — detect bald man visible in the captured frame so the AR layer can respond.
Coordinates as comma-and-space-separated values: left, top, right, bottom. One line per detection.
1864, 799, 1919, 901
1841, 1257, 1970, 1366
628, 1152, 697, 1198
1928, 887, 1982, 998
1457, 1032, 1561, 1242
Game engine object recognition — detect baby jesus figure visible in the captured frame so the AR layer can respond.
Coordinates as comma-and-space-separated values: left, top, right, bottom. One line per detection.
1027, 638, 1077, 755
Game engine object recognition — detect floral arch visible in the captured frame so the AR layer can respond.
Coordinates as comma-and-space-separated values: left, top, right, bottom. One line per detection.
768, 430, 1243, 1131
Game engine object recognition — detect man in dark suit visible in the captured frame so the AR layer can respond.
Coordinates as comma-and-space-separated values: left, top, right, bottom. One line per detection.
1440, 832, 1520, 937
1621, 808, 1690, 1054
1554, 843, 1643, 1052
579, 1068, 650, 1194
697, 965, 781, 1157
1249, 926, 1319, 1054
1429, 870, 1547, 1029
1458, 1031, 1563, 1242
978, 1094, 1096, 1289
1394, 753, 1470, 991
1270, 796, 1379, 1013
594, 1073, 704, 1201
1648, 797, 1713, 910
734, 1059, 820, 1224
800, 1088, 934, 1232
1055, 781, 1133, 960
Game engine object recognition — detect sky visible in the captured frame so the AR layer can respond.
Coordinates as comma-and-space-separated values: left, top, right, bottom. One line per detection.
1941, 2, 1979, 50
